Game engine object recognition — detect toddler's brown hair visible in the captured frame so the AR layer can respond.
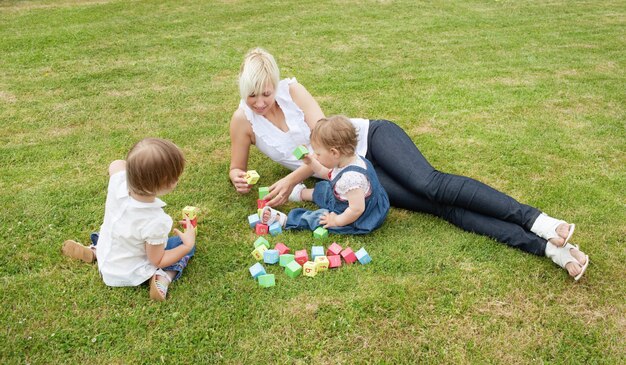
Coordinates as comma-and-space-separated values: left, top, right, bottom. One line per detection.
126, 138, 185, 196
311, 115, 357, 157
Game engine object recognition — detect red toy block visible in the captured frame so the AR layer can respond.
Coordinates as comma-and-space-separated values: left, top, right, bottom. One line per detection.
340, 247, 357, 264
326, 242, 342, 256
327, 255, 342, 268
257, 199, 268, 209
295, 249, 308, 266
255, 223, 269, 235
274, 242, 290, 255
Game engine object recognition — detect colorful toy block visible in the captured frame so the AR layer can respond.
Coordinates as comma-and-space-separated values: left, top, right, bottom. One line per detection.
269, 222, 282, 236
340, 247, 357, 264
182, 206, 200, 230
248, 213, 261, 228
257, 199, 267, 209
314, 256, 329, 272
294, 249, 309, 265
311, 246, 324, 261
249, 262, 266, 279
293, 145, 309, 160
255, 223, 269, 235
251, 245, 268, 261
245, 170, 260, 185
327, 255, 342, 268
258, 274, 275, 288
313, 226, 328, 239
274, 242, 290, 255
303, 261, 317, 277
355, 247, 371, 265
253, 236, 270, 249
279, 254, 295, 267
326, 242, 342, 256
259, 187, 270, 200
285, 261, 302, 278
263, 249, 280, 264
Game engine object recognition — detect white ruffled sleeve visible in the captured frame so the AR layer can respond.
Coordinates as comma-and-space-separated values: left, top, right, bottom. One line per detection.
142, 214, 173, 246
334, 171, 371, 198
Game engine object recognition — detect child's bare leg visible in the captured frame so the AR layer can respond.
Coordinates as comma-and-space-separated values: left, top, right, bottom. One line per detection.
300, 188, 314, 202
61, 240, 95, 263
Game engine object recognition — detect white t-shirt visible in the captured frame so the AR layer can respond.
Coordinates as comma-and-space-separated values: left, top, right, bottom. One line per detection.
330, 156, 371, 200
95, 171, 172, 287
239, 78, 370, 174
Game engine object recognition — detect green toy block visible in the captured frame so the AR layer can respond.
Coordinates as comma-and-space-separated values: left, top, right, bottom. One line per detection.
279, 254, 295, 267
259, 187, 270, 200
292, 145, 309, 159
285, 260, 302, 278
258, 274, 275, 288
313, 226, 328, 239
253, 236, 270, 249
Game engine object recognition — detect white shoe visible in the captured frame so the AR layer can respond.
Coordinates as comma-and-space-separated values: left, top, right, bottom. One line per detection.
288, 183, 306, 202
260, 206, 287, 227
545, 242, 589, 281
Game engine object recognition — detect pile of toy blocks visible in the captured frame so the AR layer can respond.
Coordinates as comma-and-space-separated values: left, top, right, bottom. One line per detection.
244, 169, 372, 288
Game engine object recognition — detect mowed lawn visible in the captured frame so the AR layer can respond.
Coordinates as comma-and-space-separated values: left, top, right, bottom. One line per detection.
1, 0, 624, 363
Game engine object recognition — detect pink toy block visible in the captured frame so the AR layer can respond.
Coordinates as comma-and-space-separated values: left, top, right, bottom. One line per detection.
274, 242, 290, 255
326, 242, 342, 256
257, 199, 268, 209
327, 255, 342, 268
340, 247, 357, 264
294, 249, 308, 266
255, 223, 269, 235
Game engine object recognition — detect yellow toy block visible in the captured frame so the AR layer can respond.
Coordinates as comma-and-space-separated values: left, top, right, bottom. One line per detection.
251, 245, 268, 261
245, 170, 260, 185
314, 256, 329, 272
303, 261, 317, 277
182, 206, 200, 231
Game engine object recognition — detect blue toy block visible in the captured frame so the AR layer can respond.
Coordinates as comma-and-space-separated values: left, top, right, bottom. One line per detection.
264, 249, 280, 264
311, 246, 324, 261
355, 247, 371, 265
248, 214, 260, 228
269, 222, 282, 236
249, 262, 266, 279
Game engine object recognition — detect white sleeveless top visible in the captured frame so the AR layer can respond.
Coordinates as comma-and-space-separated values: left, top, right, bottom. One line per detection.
239, 78, 369, 173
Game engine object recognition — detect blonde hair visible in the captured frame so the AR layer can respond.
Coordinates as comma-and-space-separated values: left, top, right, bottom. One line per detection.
311, 115, 357, 157
126, 138, 185, 196
239, 47, 280, 99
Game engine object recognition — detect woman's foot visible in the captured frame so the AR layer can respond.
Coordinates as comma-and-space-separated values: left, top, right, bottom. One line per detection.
531, 213, 575, 247
61, 240, 95, 263
545, 242, 589, 281
260, 206, 287, 227
149, 271, 172, 301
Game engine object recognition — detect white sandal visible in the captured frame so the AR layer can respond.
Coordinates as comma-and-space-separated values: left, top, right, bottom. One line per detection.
150, 269, 172, 301
545, 242, 589, 281
531, 213, 575, 247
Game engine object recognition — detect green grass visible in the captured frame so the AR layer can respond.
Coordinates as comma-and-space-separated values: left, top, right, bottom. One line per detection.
1, 0, 625, 363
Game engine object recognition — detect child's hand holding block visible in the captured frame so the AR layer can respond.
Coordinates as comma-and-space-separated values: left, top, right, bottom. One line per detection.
292, 145, 309, 160
182, 206, 200, 230
245, 170, 260, 185
355, 247, 371, 265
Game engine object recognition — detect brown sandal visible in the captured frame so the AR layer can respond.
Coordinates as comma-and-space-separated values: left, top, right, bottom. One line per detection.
149, 271, 172, 302
61, 240, 95, 263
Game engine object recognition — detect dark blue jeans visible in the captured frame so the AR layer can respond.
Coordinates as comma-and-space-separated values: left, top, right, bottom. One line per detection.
365, 120, 546, 255
90, 233, 194, 281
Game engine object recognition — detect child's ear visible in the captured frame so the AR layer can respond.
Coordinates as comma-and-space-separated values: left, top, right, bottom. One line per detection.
329, 147, 341, 157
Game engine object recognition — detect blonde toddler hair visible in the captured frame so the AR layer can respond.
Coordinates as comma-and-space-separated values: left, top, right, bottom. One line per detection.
126, 138, 185, 196
311, 115, 357, 157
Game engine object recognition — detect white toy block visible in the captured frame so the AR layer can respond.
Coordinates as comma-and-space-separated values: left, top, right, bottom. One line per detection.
355, 247, 371, 265
248, 214, 261, 228
311, 246, 324, 261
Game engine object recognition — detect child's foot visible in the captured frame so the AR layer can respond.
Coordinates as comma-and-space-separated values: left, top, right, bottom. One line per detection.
61, 240, 95, 263
260, 206, 287, 227
149, 271, 172, 301
288, 183, 306, 202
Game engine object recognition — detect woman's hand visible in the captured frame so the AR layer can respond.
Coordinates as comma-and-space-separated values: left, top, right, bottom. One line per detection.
265, 176, 296, 207
229, 168, 252, 194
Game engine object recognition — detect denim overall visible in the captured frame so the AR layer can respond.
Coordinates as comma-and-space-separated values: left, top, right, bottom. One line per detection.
285, 156, 390, 235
